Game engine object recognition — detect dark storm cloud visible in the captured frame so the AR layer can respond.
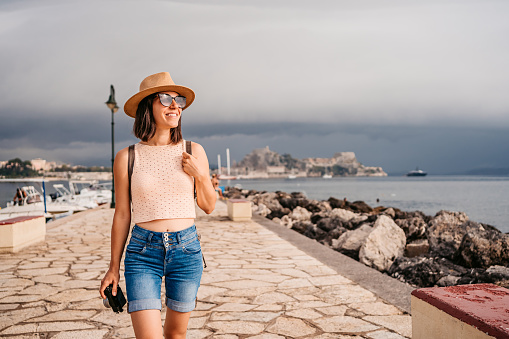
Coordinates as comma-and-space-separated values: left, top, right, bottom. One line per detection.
1, 0, 509, 173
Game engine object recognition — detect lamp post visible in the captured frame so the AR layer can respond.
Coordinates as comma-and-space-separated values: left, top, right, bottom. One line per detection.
105, 85, 119, 208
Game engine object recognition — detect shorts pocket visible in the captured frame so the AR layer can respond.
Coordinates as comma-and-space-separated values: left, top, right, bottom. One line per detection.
182, 238, 201, 255
126, 238, 147, 254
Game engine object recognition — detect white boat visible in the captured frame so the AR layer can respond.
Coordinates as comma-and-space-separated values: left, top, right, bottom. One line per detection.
322, 174, 333, 179
0, 185, 86, 221
287, 175, 297, 180
59, 180, 112, 206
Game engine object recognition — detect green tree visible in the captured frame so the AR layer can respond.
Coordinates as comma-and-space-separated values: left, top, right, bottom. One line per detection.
0, 158, 39, 178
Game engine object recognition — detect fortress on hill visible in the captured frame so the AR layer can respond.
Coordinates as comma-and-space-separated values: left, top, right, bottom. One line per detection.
231, 146, 387, 179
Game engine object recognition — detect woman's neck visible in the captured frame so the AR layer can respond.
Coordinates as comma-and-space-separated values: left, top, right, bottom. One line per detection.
145, 129, 173, 146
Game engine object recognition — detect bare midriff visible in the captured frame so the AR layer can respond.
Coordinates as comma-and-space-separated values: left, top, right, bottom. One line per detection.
137, 218, 195, 233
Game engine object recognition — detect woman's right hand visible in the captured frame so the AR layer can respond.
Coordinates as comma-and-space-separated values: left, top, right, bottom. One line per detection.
100, 269, 120, 299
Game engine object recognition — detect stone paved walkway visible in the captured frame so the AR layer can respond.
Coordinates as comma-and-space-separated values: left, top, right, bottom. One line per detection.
0, 202, 411, 338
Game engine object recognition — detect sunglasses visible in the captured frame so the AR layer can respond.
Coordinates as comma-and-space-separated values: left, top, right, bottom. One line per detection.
157, 93, 186, 108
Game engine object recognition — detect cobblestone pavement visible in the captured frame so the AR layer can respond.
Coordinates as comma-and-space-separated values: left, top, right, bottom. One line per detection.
0, 202, 411, 338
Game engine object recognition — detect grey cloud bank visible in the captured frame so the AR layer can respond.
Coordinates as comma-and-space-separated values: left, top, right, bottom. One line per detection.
1, 0, 508, 174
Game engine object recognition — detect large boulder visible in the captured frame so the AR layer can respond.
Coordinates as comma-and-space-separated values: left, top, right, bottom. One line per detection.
388, 256, 467, 287
330, 208, 358, 223
456, 225, 509, 268
426, 210, 470, 259
289, 206, 312, 222
359, 215, 406, 272
332, 224, 373, 259
254, 203, 271, 217
396, 216, 427, 241
316, 217, 342, 232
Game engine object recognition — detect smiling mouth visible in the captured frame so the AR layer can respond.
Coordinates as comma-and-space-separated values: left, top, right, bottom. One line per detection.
166, 113, 179, 117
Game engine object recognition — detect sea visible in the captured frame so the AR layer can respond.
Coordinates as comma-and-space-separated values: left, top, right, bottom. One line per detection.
1, 176, 508, 233
223, 175, 509, 234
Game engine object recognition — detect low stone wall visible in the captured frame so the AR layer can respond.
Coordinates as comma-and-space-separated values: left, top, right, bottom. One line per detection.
0, 215, 46, 253
411, 284, 509, 339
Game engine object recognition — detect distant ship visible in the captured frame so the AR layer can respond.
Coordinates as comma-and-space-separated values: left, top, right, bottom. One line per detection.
406, 168, 427, 177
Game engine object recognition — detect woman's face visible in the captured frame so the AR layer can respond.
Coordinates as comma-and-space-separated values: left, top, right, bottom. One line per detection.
152, 91, 182, 129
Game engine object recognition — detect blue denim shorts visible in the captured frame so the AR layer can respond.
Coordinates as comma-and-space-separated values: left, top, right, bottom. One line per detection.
124, 224, 203, 313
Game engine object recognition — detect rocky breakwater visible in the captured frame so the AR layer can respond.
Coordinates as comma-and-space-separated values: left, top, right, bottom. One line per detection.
225, 187, 509, 289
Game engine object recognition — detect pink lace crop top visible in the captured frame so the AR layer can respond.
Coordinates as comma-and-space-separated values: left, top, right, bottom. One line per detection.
131, 141, 196, 223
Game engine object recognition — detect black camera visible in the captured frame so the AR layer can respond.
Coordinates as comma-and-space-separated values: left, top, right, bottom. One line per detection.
103, 284, 127, 313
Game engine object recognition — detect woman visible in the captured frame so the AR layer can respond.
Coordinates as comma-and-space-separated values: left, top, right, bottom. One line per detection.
100, 72, 216, 338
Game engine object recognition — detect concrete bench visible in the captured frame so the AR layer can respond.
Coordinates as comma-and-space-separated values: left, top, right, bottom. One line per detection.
411, 283, 509, 339
0, 216, 46, 253
227, 199, 252, 221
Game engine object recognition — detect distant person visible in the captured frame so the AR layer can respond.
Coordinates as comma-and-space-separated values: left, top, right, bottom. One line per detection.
13, 187, 27, 206
211, 173, 223, 198
100, 72, 216, 338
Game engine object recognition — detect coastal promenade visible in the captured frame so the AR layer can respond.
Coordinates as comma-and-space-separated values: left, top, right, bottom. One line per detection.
0, 201, 412, 338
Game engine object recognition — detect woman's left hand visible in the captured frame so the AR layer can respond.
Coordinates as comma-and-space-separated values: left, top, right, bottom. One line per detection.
182, 151, 204, 179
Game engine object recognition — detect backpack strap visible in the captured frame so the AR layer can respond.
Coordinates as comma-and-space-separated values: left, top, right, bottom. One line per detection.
185, 140, 197, 199
128, 144, 135, 205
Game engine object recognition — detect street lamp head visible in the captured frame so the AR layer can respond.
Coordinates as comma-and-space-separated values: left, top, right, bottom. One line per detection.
105, 85, 117, 110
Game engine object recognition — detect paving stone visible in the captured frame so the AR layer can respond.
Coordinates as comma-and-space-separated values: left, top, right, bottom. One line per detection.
299, 265, 337, 276
0, 304, 19, 310
211, 311, 281, 322
17, 267, 68, 277
363, 315, 412, 338
186, 329, 214, 339
197, 285, 228, 299
311, 335, 363, 339
366, 330, 408, 339
1, 321, 94, 334
278, 278, 313, 289
90, 310, 132, 327
32, 275, 70, 284
212, 279, 274, 289
248, 334, 285, 339
317, 284, 377, 304
286, 300, 333, 310
293, 294, 319, 301
0, 307, 46, 331
45, 289, 98, 303
27, 310, 96, 322
188, 316, 208, 329
349, 302, 402, 316
285, 308, 322, 319
0, 295, 46, 303
0, 278, 34, 288
212, 303, 258, 312
111, 326, 136, 338
210, 335, 239, 339
308, 275, 353, 286
51, 329, 109, 339
266, 317, 316, 337
207, 321, 265, 334
314, 316, 380, 333
252, 292, 295, 305
17, 262, 50, 270
278, 268, 311, 278
18, 283, 56, 296
253, 304, 283, 311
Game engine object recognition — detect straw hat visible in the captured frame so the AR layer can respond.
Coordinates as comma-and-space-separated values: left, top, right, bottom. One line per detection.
124, 72, 195, 118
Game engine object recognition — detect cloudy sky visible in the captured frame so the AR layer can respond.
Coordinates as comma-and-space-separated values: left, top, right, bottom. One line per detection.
1, 0, 508, 174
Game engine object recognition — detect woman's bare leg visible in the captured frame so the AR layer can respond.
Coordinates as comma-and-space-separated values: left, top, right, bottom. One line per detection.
131, 309, 163, 339
163, 308, 191, 339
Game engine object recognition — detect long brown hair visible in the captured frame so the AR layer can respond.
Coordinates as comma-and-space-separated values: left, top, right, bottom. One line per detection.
132, 94, 182, 143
